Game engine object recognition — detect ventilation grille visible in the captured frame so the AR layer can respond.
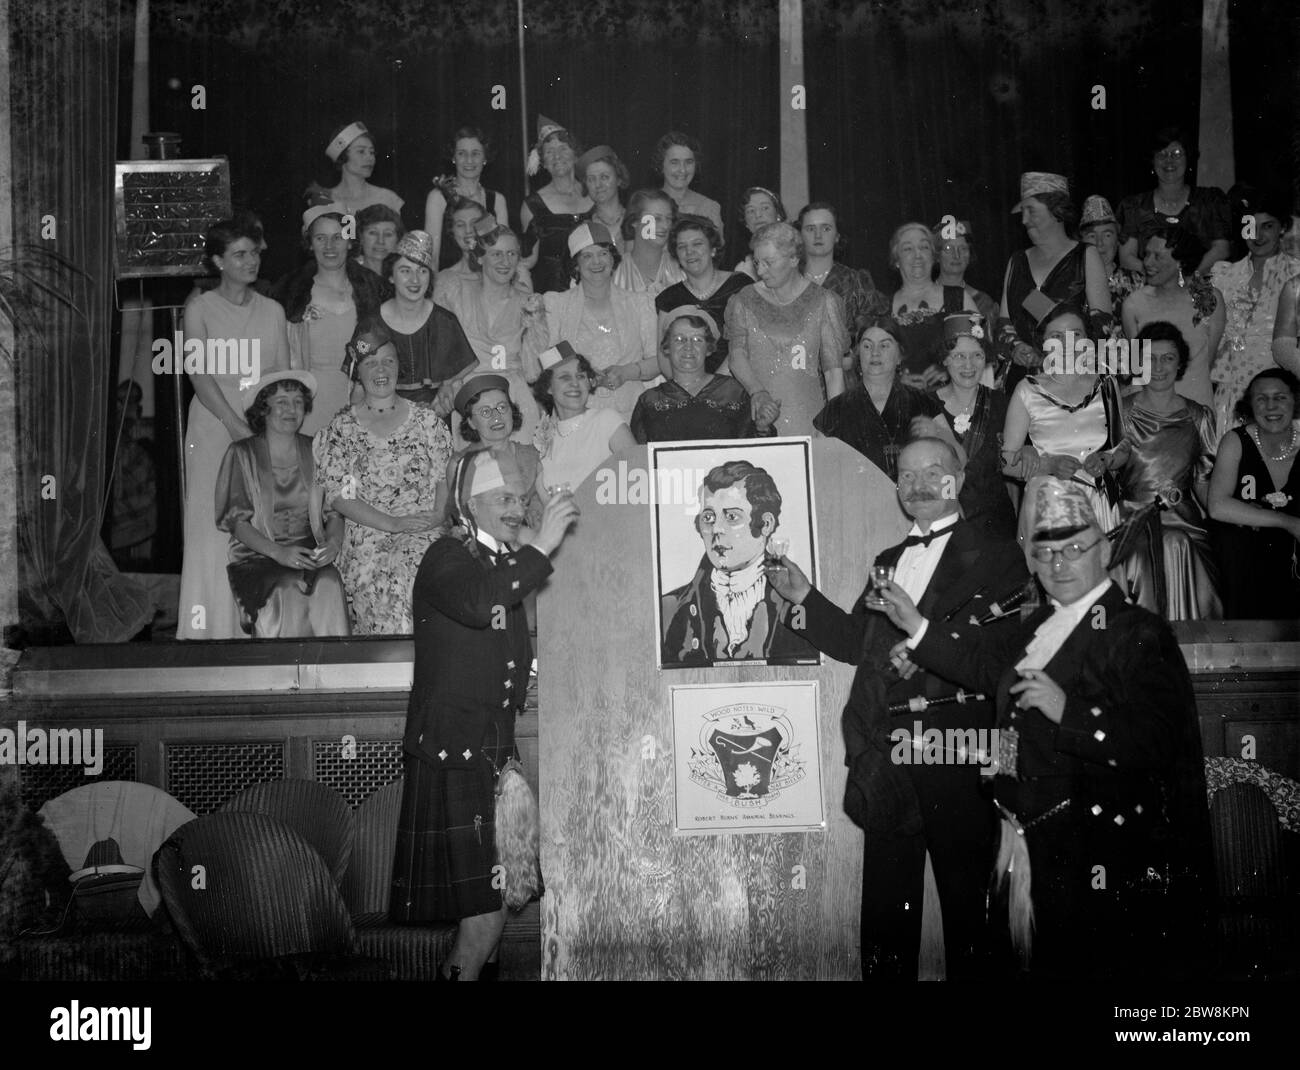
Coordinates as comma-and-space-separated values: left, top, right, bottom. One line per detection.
313, 738, 404, 808
18, 745, 139, 812
165, 741, 285, 815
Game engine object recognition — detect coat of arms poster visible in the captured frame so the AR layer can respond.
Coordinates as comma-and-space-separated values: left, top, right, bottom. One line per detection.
670, 681, 824, 835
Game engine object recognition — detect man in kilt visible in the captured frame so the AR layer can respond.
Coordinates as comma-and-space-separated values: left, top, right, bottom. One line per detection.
390, 449, 579, 980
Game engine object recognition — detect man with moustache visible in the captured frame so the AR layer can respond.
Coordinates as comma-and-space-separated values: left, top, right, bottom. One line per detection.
877, 476, 1212, 979
661, 460, 817, 666
391, 451, 579, 980
768, 437, 1027, 978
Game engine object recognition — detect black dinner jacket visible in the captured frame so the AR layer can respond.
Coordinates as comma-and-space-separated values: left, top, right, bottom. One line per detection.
801, 516, 1029, 710
910, 583, 1212, 893
798, 515, 1027, 833
402, 535, 552, 770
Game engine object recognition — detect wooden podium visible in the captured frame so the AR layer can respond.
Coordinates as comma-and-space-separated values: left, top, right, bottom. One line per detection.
537, 439, 909, 979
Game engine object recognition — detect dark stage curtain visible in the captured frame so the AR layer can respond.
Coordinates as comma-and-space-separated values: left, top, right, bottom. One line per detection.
10, 0, 153, 642
145, 1, 782, 281
802, 0, 1215, 293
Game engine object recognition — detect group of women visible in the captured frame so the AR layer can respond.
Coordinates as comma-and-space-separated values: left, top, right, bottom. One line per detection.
174, 117, 1300, 641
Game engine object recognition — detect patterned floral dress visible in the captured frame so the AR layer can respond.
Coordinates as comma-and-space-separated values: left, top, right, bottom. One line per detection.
313, 404, 453, 634
1209, 252, 1300, 438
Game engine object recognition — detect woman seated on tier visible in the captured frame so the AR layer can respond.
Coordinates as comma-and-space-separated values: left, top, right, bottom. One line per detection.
1115, 124, 1231, 276
997, 172, 1111, 392
434, 218, 546, 449
726, 221, 848, 436
1122, 222, 1224, 410
423, 125, 510, 270
734, 186, 786, 278
578, 144, 631, 240
814, 317, 946, 481
932, 218, 1000, 328
520, 116, 593, 294
273, 205, 384, 438
533, 342, 636, 494
654, 131, 724, 232
1091, 321, 1221, 619
1000, 302, 1123, 531
313, 319, 454, 635
216, 370, 350, 638
799, 201, 889, 351
309, 121, 404, 218
888, 221, 980, 392
379, 230, 478, 413
1210, 185, 1300, 433
1078, 195, 1142, 319
655, 215, 748, 374
1207, 367, 1300, 619
613, 188, 684, 296
354, 204, 404, 285
445, 374, 546, 529
540, 220, 659, 420
631, 307, 771, 443
932, 313, 1017, 538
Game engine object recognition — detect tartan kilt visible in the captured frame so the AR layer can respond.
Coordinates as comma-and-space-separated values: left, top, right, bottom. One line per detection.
389, 716, 517, 923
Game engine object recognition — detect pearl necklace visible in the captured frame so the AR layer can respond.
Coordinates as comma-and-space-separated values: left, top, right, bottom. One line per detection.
1249, 422, 1299, 462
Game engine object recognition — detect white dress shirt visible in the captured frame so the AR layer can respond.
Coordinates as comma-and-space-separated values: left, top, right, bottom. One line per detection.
892, 512, 960, 605
1014, 579, 1113, 671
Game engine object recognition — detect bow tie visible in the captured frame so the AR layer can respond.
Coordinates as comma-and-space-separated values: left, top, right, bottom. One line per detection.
900, 525, 956, 550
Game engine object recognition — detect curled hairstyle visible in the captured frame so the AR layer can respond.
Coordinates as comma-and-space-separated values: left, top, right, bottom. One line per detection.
447, 125, 494, 163
381, 251, 434, 297
750, 221, 804, 271
1142, 222, 1205, 273
1035, 299, 1093, 348
1031, 191, 1079, 235
740, 186, 787, 225
932, 218, 976, 270
468, 224, 521, 273
460, 385, 524, 443
246, 378, 313, 436
888, 221, 935, 270
563, 238, 622, 283
668, 214, 725, 263
355, 204, 405, 239
855, 314, 907, 355
1236, 367, 1300, 423
205, 217, 263, 268
660, 313, 720, 360
621, 188, 678, 243
796, 201, 849, 259
653, 131, 703, 179
697, 461, 782, 537
532, 352, 599, 415
580, 147, 631, 191
540, 128, 584, 162
1150, 123, 1196, 175
1135, 320, 1191, 379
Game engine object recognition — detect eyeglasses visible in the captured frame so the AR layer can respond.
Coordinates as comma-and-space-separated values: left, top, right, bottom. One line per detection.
671, 336, 708, 350
1154, 148, 1186, 162
1029, 537, 1102, 563
473, 402, 512, 419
